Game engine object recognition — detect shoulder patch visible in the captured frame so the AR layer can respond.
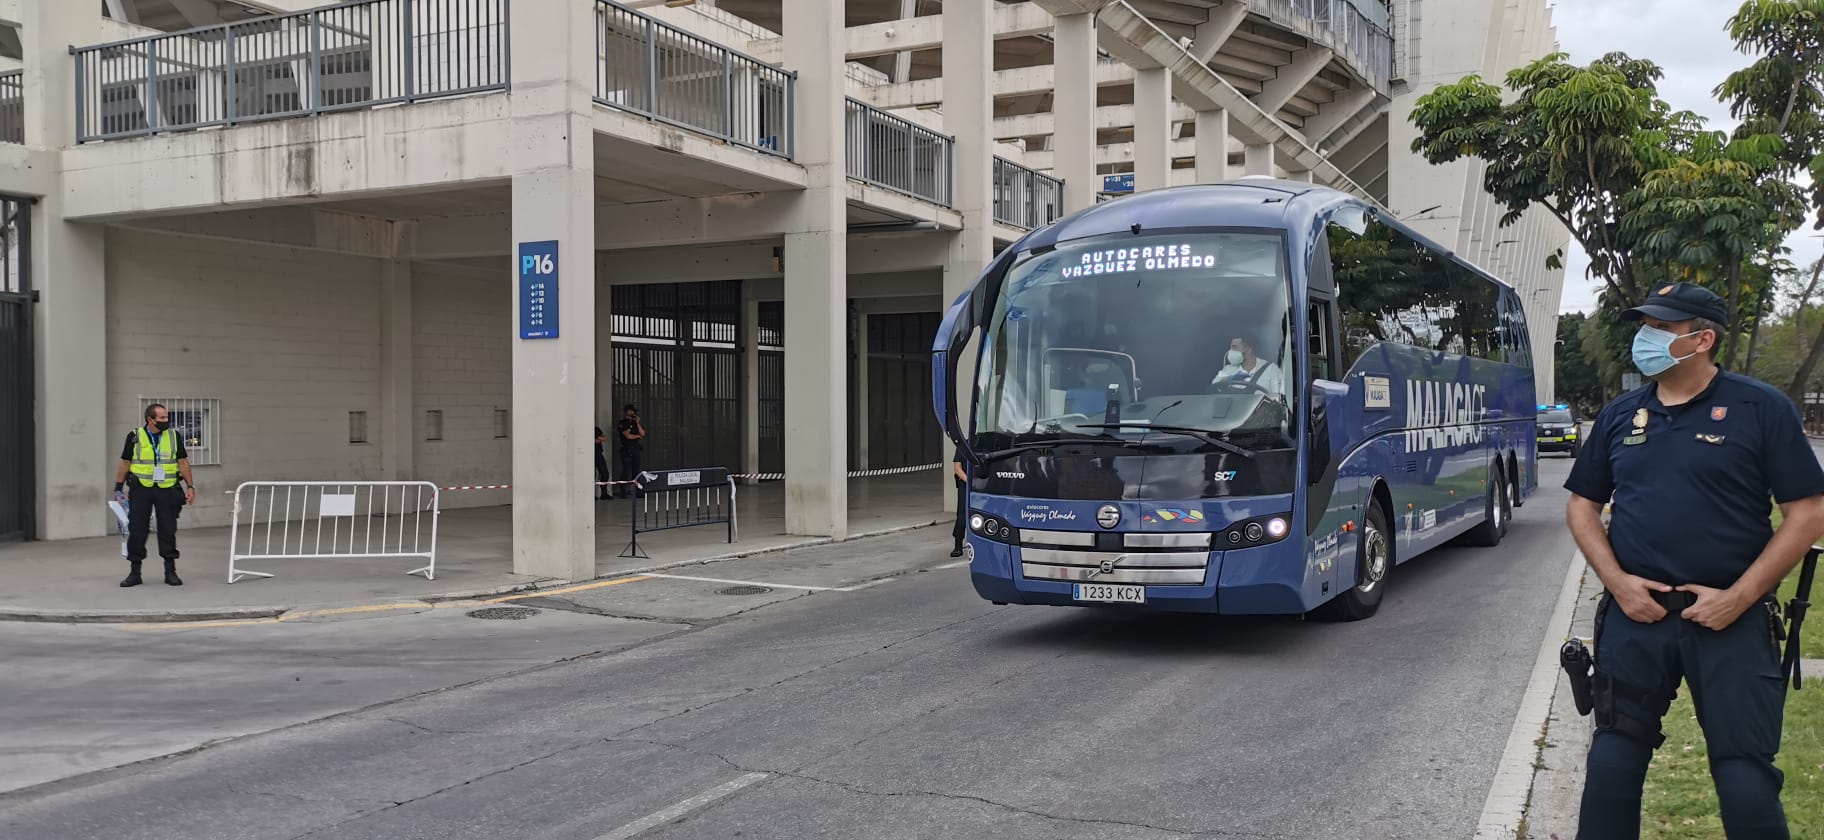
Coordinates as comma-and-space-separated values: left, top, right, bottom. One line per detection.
1711, 406, 1727, 422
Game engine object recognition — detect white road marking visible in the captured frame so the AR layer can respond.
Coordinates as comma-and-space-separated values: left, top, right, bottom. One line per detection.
1473, 549, 1587, 839
935, 559, 970, 570
595, 773, 770, 840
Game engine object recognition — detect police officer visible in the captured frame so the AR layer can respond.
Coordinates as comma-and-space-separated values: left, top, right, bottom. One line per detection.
951, 453, 968, 558
615, 404, 647, 499
594, 426, 611, 500
112, 403, 197, 587
1565, 282, 1824, 839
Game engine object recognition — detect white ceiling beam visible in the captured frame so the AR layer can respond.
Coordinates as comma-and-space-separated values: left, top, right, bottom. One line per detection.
1302, 85, 1379, 148
1024, 137, 1202, 169
863, 60, 1136, 109
749, 3, 1054, 64
1254, 46, 1334, 114
166, 0, 223, 27
994, 101, 1197, 139
1045, 0, 1373, 200
1189, 0, 1248, 63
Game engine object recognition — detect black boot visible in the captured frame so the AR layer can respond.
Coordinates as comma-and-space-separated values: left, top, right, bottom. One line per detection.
163, 561, 183, 586
119, 563, 142, 588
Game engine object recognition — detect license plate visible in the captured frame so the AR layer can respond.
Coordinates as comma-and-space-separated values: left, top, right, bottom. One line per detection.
1539, 437, 1561, 442
1073, 583, 1145, 604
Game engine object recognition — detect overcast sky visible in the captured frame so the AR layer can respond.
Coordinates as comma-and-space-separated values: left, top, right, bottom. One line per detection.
1549, 0, 1823, 314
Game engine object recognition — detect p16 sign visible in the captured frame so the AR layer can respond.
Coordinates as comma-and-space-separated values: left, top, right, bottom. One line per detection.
519, 240, 559, 340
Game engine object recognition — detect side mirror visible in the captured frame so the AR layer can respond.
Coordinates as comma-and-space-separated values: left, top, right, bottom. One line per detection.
1306, 379, 1349, 485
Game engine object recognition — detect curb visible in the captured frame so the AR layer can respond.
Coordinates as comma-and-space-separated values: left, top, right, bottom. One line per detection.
0, 520, 944, 625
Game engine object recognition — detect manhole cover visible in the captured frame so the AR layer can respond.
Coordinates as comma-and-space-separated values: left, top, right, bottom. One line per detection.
466, 606, 541, 620
717, 585, 772, 596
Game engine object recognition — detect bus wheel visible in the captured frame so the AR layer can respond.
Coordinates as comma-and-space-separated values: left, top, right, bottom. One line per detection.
1313, 503, 1391, 622
1465, 465, 1509, 547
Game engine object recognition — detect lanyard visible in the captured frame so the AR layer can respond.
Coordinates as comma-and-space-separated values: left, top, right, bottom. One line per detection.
146, 427, 167, 467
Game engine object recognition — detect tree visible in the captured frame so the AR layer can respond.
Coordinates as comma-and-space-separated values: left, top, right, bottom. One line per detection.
1555, 312, 1604, 412
1719, 0, 1824, 399
1409, 52, 1698, 306
1621, 131, 1803, 367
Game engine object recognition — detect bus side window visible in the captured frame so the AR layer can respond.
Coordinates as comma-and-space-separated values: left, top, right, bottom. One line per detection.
1309, 300, 1334, 382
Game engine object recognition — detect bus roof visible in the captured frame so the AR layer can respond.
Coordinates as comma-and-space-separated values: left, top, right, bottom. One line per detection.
1011, 180, 1517, 294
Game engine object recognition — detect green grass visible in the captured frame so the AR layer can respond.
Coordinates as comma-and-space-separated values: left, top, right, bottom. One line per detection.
1639, 677, 1823, 839
1637, 508, 1823, 838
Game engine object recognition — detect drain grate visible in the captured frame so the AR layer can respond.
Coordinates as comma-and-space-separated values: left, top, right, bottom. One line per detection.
717, 585, 772, 596
466, 606, 541, 620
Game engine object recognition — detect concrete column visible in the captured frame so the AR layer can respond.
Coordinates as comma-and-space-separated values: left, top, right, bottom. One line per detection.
25, 1, 108, 539
508, 0, 597, 581
944, 0, 992, 511
1053, 12, 1097, 212
782, 0, 848, 538
853, 307, 871, 471
379, 247, 414, 481
1243, 143, 1275, 177
741, 283, 761, 482
1134, 68, 1172, 192
1194, 108, 1230, 183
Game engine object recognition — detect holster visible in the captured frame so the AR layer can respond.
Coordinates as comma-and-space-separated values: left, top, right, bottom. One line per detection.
1588, 591, 1668, 748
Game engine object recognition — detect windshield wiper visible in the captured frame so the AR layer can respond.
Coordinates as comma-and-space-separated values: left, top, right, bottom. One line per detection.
974, 435, 1106, 463
1077, 423, 1258, 460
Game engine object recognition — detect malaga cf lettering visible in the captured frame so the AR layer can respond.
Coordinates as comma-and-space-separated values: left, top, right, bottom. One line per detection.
1404, 380, 1487, 453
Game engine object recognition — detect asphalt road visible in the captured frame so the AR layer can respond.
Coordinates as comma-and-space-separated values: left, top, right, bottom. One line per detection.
0, 461, 1583, 840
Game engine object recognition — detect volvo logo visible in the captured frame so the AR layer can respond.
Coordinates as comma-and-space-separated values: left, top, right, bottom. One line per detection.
1096, 505, 1121, 529
1097, 558, 1118, 576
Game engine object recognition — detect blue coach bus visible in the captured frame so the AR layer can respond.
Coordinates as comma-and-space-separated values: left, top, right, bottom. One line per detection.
932, 180, 1538, 620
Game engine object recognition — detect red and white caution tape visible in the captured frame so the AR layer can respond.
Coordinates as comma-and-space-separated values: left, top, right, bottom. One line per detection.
441, 464, 942, 492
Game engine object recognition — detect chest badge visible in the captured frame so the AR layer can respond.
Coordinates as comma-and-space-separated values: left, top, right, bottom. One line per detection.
1623, 434, 1647, 445
1696, 433, 1726, 446
1631, 408, 1649, 433
1711, 406, 1727, 422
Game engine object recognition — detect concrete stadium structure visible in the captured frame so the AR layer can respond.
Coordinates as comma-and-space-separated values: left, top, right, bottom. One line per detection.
0, 0, 1566, 581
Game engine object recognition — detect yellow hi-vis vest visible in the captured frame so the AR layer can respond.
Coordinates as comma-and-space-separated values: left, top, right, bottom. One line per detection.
129, 428, 179, 488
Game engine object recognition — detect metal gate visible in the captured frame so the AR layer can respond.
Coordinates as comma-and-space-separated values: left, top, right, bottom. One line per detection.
864, 312, 942, 469
0, 195, 34, 542
611, 281, 743, 473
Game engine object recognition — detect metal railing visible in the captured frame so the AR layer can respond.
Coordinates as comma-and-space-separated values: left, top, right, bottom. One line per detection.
845, 98, 953, 207
595, 0, 795, 159
228, 481, 439, 583
72, 0, 508, 143
0, 71, 22, 144
1255, 0, 1394, 91
993, 157, 1064, 229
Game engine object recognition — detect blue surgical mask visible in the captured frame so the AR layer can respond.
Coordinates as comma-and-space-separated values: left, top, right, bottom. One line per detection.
1630, 325, 1701, 377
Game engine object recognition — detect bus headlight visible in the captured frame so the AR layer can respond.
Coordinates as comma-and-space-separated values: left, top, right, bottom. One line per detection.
969, 514, 985, 532
1222, 514, 1294, 548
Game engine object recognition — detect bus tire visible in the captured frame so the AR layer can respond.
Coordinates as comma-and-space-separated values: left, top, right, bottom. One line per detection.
1465, 464, 1509, 547
1313, 502, 1392, 622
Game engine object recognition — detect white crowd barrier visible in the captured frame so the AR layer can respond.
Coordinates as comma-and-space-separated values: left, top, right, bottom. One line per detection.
228, 481, 439, 584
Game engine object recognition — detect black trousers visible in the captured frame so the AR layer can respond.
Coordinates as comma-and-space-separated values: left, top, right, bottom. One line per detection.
595, 451, 611, 497
952, 481, 967, 550
616, 448, 643, 498
126, 483, 184, 564
1579, 590, 1788, 839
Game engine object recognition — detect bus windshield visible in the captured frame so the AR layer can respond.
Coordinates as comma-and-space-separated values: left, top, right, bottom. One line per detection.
975, 231, 1296, 452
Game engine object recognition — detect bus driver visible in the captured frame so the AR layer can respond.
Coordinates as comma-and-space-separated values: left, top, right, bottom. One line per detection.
1212, 336, 1283, 395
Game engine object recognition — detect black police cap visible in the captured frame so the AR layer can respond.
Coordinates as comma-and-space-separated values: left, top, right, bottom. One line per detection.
1620, 282, 1729, 326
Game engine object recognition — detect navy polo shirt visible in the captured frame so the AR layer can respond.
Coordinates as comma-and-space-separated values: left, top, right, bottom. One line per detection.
1565, 370, 1824, 589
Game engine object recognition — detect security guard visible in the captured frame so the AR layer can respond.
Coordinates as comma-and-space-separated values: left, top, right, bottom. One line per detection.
112, 403, 197, 587
951, 453, 968, 558
614, 404, 647, 499
1565, 282, 1824, 838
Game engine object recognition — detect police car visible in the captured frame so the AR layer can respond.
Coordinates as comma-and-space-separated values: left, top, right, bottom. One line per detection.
1536, 403, 1581, 456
